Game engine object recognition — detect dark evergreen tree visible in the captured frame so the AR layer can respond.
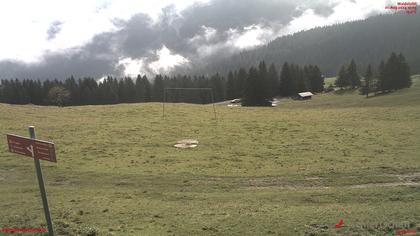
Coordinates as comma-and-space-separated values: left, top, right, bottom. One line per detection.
258, 61, 270, 100
242, 67, 259, 106
236, 68, 247, 98
152, 74, 164, 102
122, 77, 137, 103
382, 52, 398, 91
242, 66, 271, 106
226, 71, 236, 100
135, 75, 151, 102
335, 65, 350, 88
267, 63, 279, 98
64, 76, 79, 105
377, 60, 386, 93
360, 64, 373, 98
279, 62, 293, 97
210, 73, 225, 102
396, 53, 411, 89
294, 64, 307, 93
307, 65, 324, 93
348, 59, 361, 88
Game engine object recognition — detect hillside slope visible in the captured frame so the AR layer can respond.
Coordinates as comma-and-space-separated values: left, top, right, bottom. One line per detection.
199, 13, 420, 76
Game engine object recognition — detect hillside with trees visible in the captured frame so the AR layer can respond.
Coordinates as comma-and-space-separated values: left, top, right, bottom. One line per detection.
359, 52, 411, 97
197, 13, 420, 77
0, 52, 411, 107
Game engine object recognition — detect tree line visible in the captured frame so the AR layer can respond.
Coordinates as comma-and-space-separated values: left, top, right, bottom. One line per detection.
0, 52, 411, 106
239, 62, 324, 106
0, 75, 220, 106
0, 61, 324, 106
335, 52, 411, 97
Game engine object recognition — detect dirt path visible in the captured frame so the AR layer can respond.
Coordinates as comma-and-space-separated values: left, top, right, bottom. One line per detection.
236, 172, 420, 190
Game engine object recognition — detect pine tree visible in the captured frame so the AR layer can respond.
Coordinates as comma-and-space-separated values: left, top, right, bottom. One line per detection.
210, 73, 225, 102
377, 60, 386, 93
258, 61, 270, 100
152, 74, 164, 102
396, 53, 411, 89
361, 64, 373, 98
267, 63, 279, 97
335, 65, 350, 88
242, 67, 259, 106
226, 71, 236, 100
135, 75, 144, 102
64, 76, 79, 105
236, 68, 247, 98
122, 77, 137, 103
242, 65, 272, 106
369, 52, 410, 95
383, 52, 398, 91
279, 62, 293, 97
309, 65, 324, 93
347, 59, 361, 88
295, 65, 307, 93
135, 75, 151, 102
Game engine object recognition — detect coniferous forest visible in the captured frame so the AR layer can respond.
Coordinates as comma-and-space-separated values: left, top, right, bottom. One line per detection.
197, 13, 420, 77
0, 52, 412, 106
0, 61, 324, 106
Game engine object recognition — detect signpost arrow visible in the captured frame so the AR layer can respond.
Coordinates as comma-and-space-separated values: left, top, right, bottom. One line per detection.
6, 126, 55, 236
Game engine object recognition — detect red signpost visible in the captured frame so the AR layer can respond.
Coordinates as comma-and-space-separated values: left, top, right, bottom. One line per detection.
6, 134, 56, 162
5, 127, 56, 236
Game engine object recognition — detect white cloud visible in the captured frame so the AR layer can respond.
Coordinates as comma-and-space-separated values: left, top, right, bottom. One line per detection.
282, 0, 390, 35
0, 0, 208, 63
202, 26, 217, 41
0, 0, 397, 76
116, 46, 189, 77
149, 46, 189, 74
231, 25, 274, 49
189, 26, 218, 45
117, 57, 146, 78
192, 24, 277, 59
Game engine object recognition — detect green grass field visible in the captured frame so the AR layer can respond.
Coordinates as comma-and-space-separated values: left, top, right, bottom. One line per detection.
324, 77, 337, 88
1, 76, 419, 235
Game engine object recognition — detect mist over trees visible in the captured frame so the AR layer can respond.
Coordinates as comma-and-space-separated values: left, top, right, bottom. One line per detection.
198, 13, 420, 77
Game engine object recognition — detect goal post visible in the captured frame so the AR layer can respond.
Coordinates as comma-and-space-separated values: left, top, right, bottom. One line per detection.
162, 87, 217, 120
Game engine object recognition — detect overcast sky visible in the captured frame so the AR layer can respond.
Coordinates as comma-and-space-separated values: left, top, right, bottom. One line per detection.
0, 0, 394, 79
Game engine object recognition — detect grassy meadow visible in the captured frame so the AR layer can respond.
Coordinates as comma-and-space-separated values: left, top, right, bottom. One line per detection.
0, 76, 419, 235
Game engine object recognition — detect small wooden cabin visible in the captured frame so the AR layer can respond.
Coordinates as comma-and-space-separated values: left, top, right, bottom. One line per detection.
297, 92, 313, 100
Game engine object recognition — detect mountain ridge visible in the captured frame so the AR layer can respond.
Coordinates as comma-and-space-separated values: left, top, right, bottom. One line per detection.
189, 12, 420, 76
